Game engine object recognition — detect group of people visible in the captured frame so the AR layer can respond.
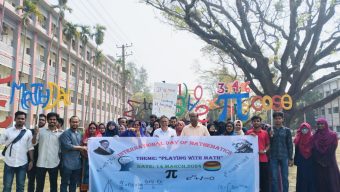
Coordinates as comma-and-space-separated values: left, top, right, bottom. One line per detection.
0, 110, 339, 192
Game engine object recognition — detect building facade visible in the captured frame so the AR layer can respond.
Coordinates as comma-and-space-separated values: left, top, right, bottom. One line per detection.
314, 77, 340, 133
0, 0, 132, 128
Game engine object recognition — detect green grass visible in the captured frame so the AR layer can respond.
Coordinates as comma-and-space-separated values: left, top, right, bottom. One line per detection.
0, 143, 339, 191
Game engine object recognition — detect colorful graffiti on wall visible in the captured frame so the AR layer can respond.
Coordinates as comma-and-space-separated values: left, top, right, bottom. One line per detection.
0, 75, 71, 128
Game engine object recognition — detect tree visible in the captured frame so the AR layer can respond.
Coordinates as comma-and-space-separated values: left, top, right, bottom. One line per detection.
93, 24, 106, 49
16, 0, 43, 110
77, 25, 91, 117
62, 21, 79, 119
144, 0, 340, 126
84, 24, 106, 123
29, 0, 72, 125
51, 0, 72, 20
126, 62, 150, 93
130, 91, 153, 121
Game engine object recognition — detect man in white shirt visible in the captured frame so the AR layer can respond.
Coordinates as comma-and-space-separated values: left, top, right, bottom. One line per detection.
32, 112, 63, 192
153, 116, 176, 138
181, 112, 210, 136
0, 111, 34, 192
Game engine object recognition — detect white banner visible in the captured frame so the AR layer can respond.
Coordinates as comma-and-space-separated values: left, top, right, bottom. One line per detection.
152, 82, 177, 118
88, 136, 259, 192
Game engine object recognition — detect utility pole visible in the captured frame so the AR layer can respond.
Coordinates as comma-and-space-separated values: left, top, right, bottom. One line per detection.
116, 43, 132, 116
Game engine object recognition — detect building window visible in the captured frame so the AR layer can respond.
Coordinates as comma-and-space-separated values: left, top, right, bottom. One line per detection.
92, 77, 95, 86
334, 107, 339, 113
52, 23, 57, 36
72, 39, 76, 50
78, 98, 82, 105
26, 47, 30, 55
49, 53, 57, 67
71, 64, 76, 76
62, 60, 67, 72
98, 79, 101, 89
71, 96, 75, 104
79, 69, 83, 80
39, 15, 47, 29
39, 45, 45, 62
92, 100, 95, 107
86, 51, 90, 61
86, 72, 90, 83
328, 108, 332, 114
321, 109, 325, 115
337, 126, 340, 132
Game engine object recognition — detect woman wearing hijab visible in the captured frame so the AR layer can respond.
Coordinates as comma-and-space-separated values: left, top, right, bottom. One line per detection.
312, 118, 340, 192
224, 121, 235, 136
80, 122, 102, 191
216, 121, 227, 135
104, 121, 119, 137
294, 122, 316, 192
234, 120, 245, 135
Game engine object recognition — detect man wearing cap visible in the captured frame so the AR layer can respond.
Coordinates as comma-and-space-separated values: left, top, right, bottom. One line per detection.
94, 140, 114, 155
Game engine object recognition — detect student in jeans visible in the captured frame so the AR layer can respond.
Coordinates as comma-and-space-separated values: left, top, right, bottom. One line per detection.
32, 112, 63, 192
269, 111, 293, 192
0, 111, 34, 192
59, 116, 87, 192
27, 113, 46, 192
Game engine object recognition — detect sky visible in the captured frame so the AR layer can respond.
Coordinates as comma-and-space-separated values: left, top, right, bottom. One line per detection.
48, 0, 213, 89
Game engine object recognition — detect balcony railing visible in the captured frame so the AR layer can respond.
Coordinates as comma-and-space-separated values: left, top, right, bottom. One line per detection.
0, 53, 13, 68
0, 86, 11, 96
0, 41, 14, 55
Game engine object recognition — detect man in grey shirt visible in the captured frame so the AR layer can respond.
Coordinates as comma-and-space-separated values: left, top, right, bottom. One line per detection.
59, 116, 87, 192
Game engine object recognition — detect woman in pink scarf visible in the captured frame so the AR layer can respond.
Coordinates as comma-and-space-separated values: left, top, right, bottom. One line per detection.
80, 122, 102, 191
293, 122, 316, 192
312, 118, 340, 192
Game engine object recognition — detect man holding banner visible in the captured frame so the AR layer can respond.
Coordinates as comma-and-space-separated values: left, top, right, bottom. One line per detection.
247, 116, 270, 192
153, 116, 176, 138
59, 116, 86, 192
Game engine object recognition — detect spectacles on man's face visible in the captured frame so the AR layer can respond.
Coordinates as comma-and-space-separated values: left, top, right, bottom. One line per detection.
317, 123, 324, 126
